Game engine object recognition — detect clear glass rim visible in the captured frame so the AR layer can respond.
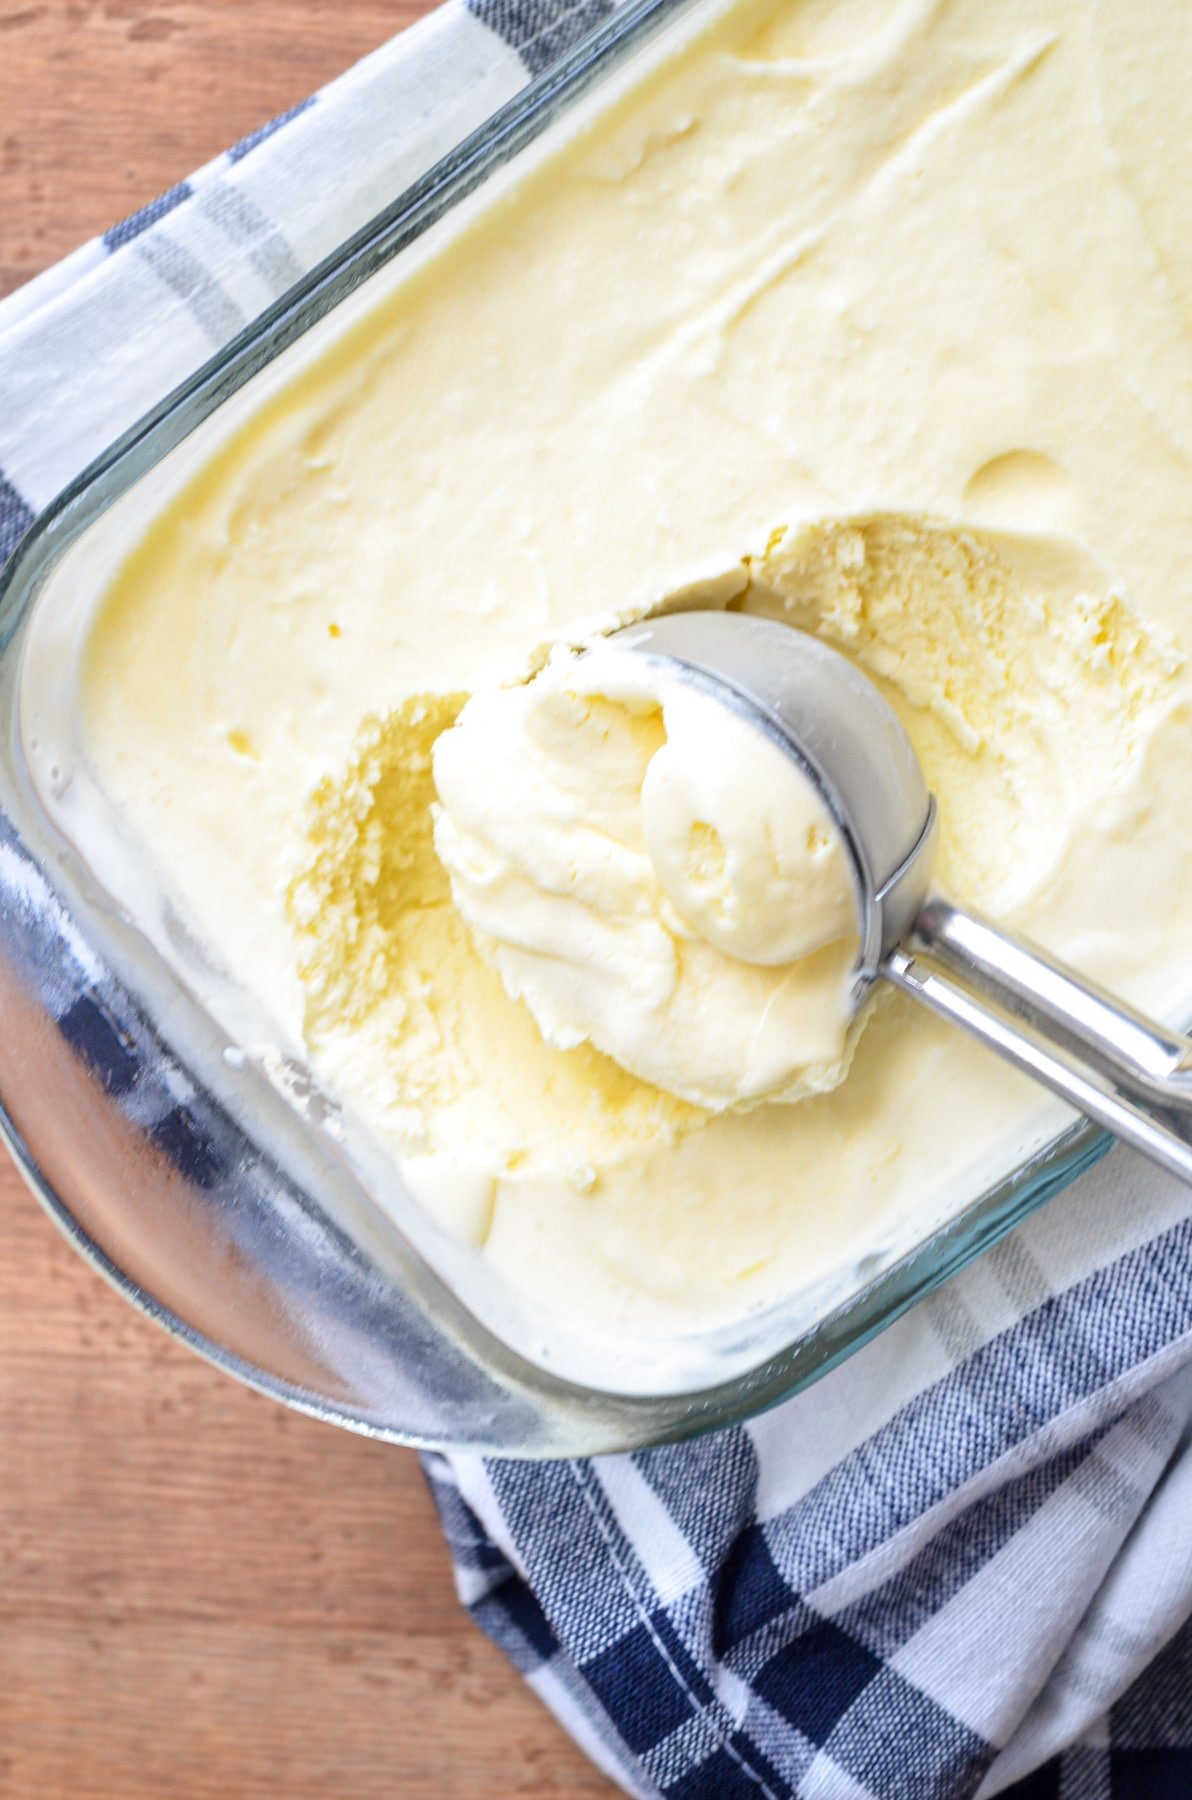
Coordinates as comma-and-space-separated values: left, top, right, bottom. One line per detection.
0, 0, 1122, 1454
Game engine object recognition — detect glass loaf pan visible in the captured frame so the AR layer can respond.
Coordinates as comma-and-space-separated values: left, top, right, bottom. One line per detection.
0, 0, 1113, 1455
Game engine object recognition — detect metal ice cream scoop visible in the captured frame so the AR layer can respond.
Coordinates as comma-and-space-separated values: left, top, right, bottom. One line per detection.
613, 610, 1192, 1184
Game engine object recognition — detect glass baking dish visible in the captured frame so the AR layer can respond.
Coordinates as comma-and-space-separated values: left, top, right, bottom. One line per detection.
0, 0, 1115, 1455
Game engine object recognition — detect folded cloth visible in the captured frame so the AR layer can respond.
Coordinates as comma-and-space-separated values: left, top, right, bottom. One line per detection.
1, 3, 1190, 1796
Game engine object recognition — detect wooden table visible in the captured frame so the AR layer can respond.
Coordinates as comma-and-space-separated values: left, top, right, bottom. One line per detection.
0, 6, 614, 1794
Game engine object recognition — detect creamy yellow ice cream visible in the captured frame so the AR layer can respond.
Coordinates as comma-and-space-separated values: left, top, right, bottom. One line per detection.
77, 0, 1192, 1362
432, 644, 859, 1110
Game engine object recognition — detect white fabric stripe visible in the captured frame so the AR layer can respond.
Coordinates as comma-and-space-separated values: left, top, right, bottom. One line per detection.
888, 1397, 1185, 1741
746, 1294, 957, 1517
1015, 1143, 1191, 1290
595, 1456, 706, 1607
449, 1452, 536, 1583
980, 1380, 1192, 1793
806, 1335, 1192, 1625
798, 1757, 875, 1800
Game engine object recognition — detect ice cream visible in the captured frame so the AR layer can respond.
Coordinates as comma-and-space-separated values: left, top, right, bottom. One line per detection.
431, 644, 859, 1110
76, 0, 1192, 1358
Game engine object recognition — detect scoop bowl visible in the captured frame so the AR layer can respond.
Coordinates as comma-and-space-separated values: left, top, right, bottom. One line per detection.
612, 609, 1192, 1188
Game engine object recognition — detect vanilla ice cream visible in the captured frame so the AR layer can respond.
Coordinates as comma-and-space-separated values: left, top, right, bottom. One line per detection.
432, 644, 859, 1110
75, 0, 1192, 1358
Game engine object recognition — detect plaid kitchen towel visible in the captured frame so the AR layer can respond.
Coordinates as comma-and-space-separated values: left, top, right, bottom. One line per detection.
2, 2, 1191, 1796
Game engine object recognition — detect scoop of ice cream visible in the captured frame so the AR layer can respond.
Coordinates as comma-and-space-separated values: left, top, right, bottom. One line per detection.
639, 680, 856, 968
431, 643, 859, 1112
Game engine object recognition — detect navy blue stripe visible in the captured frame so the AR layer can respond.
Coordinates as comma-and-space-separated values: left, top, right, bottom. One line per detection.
228, 96, 317, 163
1000, 1764, 1061, 1800
486, 1461, 643, 1654
636, 1428, 757, 1575
0, 469, 35, 568
422, 1460, 515, 1576
586, 1613, 702, 1754
58, 992, 139, 1098
825, 1663, 987, 1800
1106, 1749, 1192, 1798
489, 1584, 561, 1663
754, 1617, 881, 1748
103, 181, 192, 251
666, 1738, 784, 1799
147, 1106, 228, 1192
1111, 1614, 1192, 1743
711, 1522, 796, 1657
467, 0, 616, 76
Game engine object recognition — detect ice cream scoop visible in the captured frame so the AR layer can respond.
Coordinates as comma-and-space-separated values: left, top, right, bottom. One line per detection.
612, 612, 1192, 1185
432, 648, 861, 1111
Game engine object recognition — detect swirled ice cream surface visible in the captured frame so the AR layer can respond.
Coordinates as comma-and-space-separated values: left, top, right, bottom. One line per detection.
79, 0, 1192, 1356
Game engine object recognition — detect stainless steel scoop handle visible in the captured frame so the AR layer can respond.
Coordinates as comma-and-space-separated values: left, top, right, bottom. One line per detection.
887, 900, 1192, 1182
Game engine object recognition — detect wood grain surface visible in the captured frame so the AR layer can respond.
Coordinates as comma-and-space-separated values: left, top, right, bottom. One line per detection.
0, 5, 614, 1795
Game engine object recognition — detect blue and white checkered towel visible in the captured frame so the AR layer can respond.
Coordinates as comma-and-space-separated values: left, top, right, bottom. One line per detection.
2, 4, 1191, 1795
